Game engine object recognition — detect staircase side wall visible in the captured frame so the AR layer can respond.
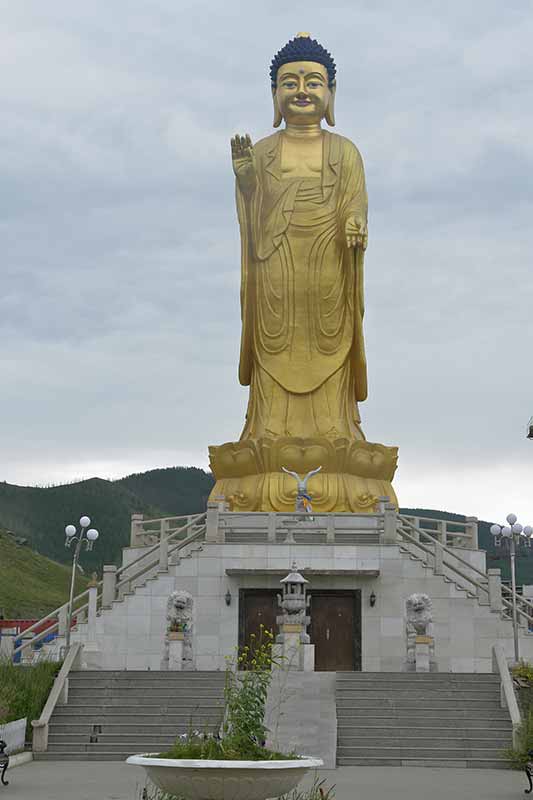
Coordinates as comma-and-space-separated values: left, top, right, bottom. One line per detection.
265, 672, 337, 768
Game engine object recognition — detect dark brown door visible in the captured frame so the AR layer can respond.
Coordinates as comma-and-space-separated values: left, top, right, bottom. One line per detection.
239, 590, 278, 668
309, 591, 361, 671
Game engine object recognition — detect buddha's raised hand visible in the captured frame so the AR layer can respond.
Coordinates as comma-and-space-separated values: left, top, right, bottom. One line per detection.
231, 134, 256, 194
345, 216, 368, 251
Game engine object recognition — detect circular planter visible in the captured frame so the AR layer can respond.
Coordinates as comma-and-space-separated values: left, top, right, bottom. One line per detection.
126, 755, 323, 800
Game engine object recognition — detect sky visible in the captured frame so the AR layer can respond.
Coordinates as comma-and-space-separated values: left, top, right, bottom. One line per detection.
1, 1, 532, 524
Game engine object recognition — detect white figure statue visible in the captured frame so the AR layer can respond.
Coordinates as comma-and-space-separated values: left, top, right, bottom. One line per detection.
281, 466, 322, 512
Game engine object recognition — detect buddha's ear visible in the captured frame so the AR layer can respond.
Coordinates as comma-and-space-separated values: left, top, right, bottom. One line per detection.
272, 87, 283, 128
325, 84, 336, 127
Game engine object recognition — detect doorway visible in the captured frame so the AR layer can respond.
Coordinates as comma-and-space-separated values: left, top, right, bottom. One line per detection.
239, 588, 361, 671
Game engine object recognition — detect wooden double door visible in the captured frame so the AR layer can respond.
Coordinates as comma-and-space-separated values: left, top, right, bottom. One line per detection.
239, 589, 361, 671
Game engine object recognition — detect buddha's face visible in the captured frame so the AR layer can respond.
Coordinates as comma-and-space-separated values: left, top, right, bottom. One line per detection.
274, 61, 332, 125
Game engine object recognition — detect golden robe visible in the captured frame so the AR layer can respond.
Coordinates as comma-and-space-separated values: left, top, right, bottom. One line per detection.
237, 130, 368, 442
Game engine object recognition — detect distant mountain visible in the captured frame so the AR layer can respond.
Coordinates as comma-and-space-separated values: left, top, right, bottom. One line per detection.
0, 467, 215, 571
0, 529, 88, 618
400, 507, 533, 586
0, 467, 529, 585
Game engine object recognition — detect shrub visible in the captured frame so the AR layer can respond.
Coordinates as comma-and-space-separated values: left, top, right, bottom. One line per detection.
512, 660, 533, 684
505, 708, 533, 768
0, 658, 61, 738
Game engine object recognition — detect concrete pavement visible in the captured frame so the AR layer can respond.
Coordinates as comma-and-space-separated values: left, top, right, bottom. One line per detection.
4, 760, 528, 800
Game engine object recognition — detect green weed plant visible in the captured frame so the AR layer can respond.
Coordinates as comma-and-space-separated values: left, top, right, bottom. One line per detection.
160, 626, 293, 761
0, 657, 60, 738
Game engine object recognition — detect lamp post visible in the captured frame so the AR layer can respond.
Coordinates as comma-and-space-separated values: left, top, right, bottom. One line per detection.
64, 516, 99, 650
490, 514, 533, 663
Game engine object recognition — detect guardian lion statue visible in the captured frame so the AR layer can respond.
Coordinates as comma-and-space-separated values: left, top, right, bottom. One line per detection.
405, 592, 435, 670
164, 590, 193, 670
405, 593, 432, 635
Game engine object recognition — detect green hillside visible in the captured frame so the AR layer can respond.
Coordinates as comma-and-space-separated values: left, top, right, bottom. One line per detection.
0, 467, 215, 570
0, 529, 88, 618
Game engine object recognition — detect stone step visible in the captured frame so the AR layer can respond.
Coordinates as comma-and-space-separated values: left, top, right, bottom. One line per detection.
52, 705, 222, 724
336, 708, 511, 721
49, 723, 220, 735
69, 688, 223, 697
69, 677, 224, 685
337, 724, 512, 736
45, 742, 175, 754
337, 735, 511, 749
335, 697, 501, 709
336, 673, 499, 682
336, 745, 508, 760
48, 735, 183, 746
61, 697, 224, 707
51, 712, 221, 724
34, 752, 158, 761
336, 756, 510, 769
69, 673, 224, 682
336, 688, 500, 699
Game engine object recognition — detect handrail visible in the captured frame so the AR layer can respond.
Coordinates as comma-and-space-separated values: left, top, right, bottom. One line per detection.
117, 512, 206, 579
31, 641, 83, 752
492, 643, 521, 748
12, 516, 206, 662
139, 513, 200, 526
399, 515, 488, 581
12, 622, 60, 660
400, 528, 489, 596
12, 595, 92, 660
115, 524, 206, 591
400, 515, 533, 626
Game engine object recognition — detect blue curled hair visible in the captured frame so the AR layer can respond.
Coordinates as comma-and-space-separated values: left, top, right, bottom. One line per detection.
270, 35, 336, 88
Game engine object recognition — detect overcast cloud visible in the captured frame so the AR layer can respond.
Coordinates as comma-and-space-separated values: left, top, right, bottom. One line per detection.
1, 1, 532, 524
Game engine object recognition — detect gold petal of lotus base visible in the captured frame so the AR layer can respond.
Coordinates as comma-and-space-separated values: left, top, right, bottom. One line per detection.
208, 437, 399, 513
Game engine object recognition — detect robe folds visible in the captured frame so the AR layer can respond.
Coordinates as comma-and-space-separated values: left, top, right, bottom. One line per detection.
237, 130, 368, 442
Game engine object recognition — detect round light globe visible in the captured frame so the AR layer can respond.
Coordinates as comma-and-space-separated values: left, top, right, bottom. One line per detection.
86, 529, 99, 542
513, 523, 523, 535
490, 525, 502, 536
65, 525, 76, 538
524, 526, 533, 537
502, 526, 513, 538
79, 516, 91, 528
507, 513, 518, 526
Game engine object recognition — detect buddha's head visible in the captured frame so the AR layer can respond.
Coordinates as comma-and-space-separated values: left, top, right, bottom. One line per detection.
270, 33, 336, 128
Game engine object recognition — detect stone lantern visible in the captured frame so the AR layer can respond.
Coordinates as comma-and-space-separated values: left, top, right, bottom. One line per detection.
274, 562, 314, 671
279, 562, 309, 618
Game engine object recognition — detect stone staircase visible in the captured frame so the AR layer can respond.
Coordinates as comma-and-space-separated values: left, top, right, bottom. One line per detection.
336, 673, 513, 768
35, 671, 225, 761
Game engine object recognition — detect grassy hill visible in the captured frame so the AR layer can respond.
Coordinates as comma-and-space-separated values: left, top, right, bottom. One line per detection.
1, 466, 531, 587
0, 529, 88, 618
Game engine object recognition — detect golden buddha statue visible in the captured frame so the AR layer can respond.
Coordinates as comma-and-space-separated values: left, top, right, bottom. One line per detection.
209, 34, 398, 512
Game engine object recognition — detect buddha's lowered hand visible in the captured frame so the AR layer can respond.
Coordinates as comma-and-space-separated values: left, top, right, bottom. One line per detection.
231, 133, 256, 194
345, 216, 368, 250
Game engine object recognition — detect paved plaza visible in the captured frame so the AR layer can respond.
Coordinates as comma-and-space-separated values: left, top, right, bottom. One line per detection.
4, 761, 528, 800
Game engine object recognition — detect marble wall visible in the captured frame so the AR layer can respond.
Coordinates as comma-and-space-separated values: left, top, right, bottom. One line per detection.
73, 540, 533, 671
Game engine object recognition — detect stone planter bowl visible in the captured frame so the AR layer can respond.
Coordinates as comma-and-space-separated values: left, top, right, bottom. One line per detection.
126, 755, 323, 800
